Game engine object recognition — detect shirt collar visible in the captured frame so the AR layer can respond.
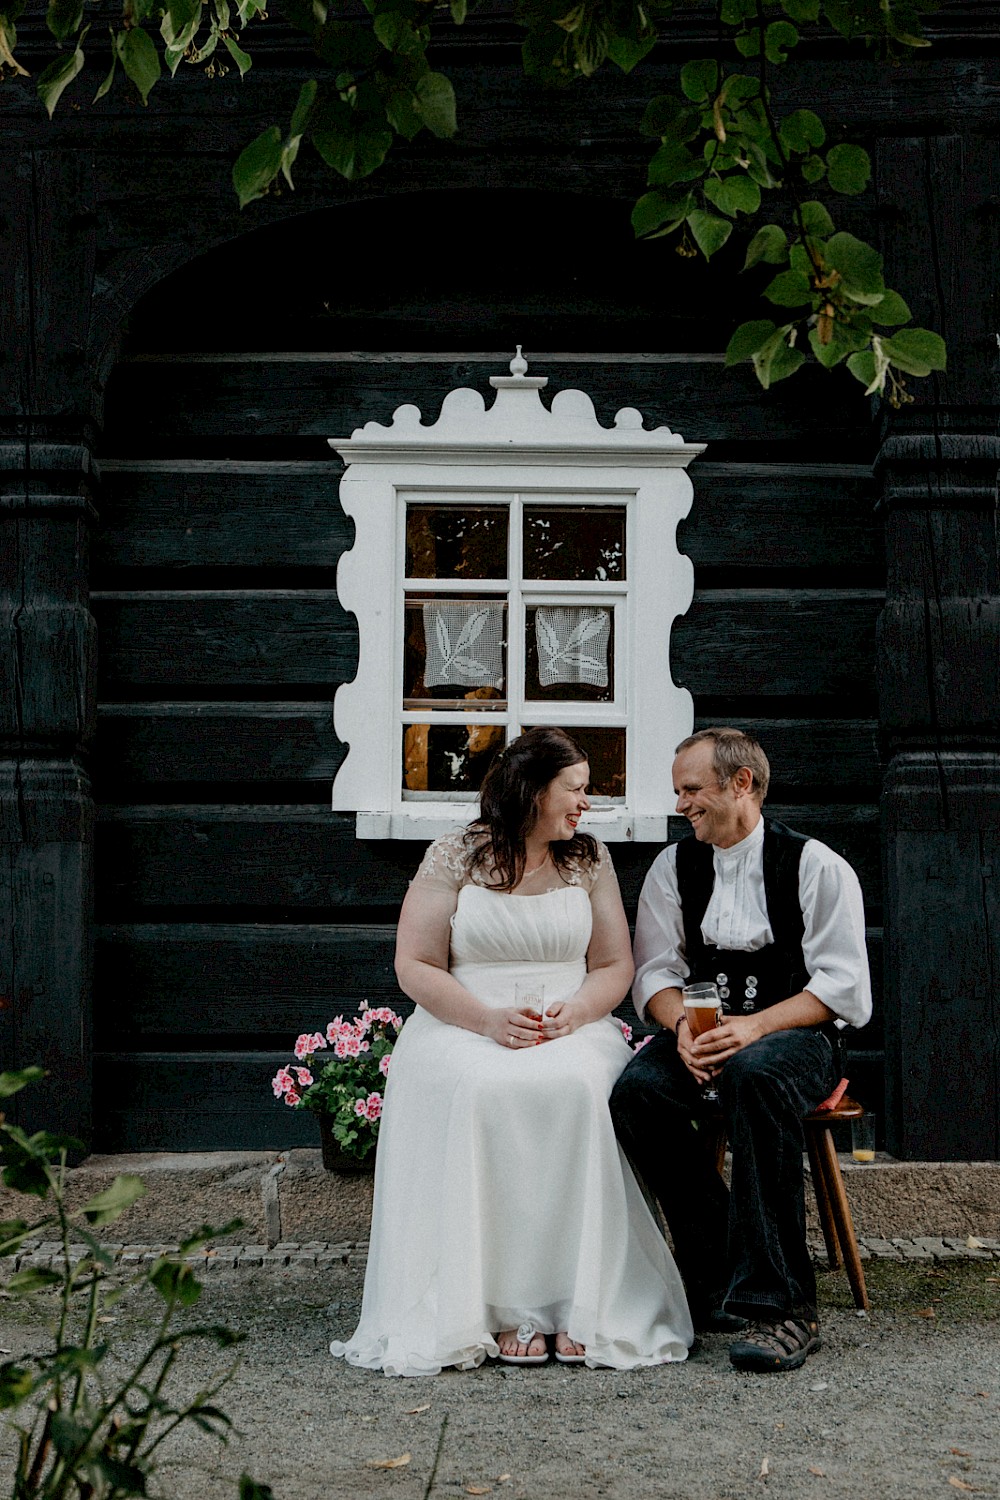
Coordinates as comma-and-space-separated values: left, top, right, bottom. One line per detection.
713, 814, 764, 864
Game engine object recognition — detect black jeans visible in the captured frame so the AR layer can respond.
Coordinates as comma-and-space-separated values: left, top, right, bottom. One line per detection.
610, 1026, 836, 1321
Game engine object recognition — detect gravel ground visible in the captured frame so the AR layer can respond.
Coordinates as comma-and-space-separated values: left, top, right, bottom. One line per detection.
2, 1259, 998, 1500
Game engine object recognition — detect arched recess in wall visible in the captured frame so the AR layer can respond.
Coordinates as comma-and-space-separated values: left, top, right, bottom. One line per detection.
90, 186, 883, 1151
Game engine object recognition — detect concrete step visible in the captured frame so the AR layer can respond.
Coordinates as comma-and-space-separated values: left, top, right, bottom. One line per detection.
1, 1150, 997, 1248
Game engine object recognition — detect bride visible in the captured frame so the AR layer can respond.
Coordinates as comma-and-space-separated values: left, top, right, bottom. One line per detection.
330, 727, 692, 1375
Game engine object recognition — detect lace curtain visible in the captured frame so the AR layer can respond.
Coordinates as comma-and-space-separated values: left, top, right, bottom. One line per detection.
535, 606, 611, 687
423, 602, 505, 689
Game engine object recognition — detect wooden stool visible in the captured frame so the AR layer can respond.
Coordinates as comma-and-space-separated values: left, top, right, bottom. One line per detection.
712, 1095, 870, 1312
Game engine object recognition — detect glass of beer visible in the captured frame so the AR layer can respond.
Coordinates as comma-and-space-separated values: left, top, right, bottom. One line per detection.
851, 1112, 876, 1163
683, 982, 724, 1103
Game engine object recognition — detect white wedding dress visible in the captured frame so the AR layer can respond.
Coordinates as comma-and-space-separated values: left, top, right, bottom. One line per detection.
330, 842, 692, 1377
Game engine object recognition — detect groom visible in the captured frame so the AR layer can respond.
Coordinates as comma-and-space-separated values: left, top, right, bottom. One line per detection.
610, 727, 871, 1372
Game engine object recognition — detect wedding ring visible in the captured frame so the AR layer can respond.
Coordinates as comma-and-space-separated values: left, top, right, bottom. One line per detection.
509, 1035, 515, 1046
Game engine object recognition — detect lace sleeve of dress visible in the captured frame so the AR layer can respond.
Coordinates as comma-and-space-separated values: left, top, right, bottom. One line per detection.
561, 838, 611, 891
411, 829, 471, 893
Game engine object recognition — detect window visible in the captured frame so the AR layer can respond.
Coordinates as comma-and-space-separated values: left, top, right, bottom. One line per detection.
331, 353, 703, 840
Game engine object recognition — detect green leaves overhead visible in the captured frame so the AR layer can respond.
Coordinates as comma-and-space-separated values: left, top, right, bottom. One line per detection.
826, 141, 871, 194
116, 23, 161, 103
687, 209, 732, 259
233, 125, 284, 208
80, 1174, 147, 1228
37, 28, 86, 116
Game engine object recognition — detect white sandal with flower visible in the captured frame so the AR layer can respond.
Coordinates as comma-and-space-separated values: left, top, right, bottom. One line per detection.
496, 1322, 549, 1365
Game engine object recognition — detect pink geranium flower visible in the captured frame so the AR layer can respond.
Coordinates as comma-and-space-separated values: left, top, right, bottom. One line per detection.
284, 1089, 301, 1106
634, 1034, 653, 1052
271, 1067, 294, 1098
379, 1054, 390, 1077
618, 1020, 633, 1044
294, 1068, 313, 1087
365, 1092, 383, 1120
354, 1098, 367, 1117
293, 1034, 314, 1060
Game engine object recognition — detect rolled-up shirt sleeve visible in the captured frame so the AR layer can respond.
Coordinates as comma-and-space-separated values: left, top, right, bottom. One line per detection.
799, 843, 872, 1028
631, 847, 689, 1023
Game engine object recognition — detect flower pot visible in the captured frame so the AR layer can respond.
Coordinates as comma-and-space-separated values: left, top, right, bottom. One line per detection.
316, 1114, 376, 1173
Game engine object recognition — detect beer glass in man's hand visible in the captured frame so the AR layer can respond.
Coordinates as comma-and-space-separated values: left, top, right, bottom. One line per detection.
682, 982, 724, 1104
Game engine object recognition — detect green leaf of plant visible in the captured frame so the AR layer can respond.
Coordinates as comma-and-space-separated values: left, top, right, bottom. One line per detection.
869, 289, 912, 326
847, 349, 880, 391
0, 1217, 30, 1256
640, 94, 700, 141
703, 173, 761, 216
801, 153, 826, 183
232, 124, 283, 207
687, 209, 732, 260
0, 1361, 34, 1410
680, 58, 718, 102
735, 26, 761, 57
825, 230, 885, 302
0, 1067, 45, 1099
606, 29, 655, 71
881, 327, 947, 375
312, 115, 394, 180
647, 142, 703, 187
631, 189, 692, 238
374, 10, 422, 53
754, 331, 804, 388
384, 84, 422, 140
80, 1173, 146, 1227
808, 324, 854, 368
116, 24, 160, 105
765, 19, 798, 61
167, 0, 201, 36
725, 318, 780, 366
779, 108, 825, 153
799, 199, 834, 237
826, 141, 871, 195
413, 71, 456, 138
781, 0, 818, 17
222, 32, 251, 75
450, 0, 466, 20
744, 223, 788, 269
290, 77, 316, 137
45, 0, 83, 42
5, 1265, 63, 1294
763, 269, 813, 306
150, 1257, 203, 1307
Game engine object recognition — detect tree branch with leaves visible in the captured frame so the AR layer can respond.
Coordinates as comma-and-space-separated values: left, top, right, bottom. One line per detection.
0, 0, 946, 399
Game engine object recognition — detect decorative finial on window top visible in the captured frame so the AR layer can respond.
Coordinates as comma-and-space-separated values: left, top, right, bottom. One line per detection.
510, 345, 529, 378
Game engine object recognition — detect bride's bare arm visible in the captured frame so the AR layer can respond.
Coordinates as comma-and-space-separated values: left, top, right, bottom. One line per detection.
542, 855, 635, 1038
395, 879, 543, 1048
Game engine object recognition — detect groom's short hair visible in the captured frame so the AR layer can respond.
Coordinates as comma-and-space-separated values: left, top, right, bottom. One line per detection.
674, 726, 770, 802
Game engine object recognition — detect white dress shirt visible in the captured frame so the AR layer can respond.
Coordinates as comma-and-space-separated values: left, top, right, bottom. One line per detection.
632, 817, 872, 1029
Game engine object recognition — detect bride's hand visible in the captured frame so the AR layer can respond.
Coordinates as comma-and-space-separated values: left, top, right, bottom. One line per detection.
539, 1001, 582, 1041
482, 1007, 545, 1050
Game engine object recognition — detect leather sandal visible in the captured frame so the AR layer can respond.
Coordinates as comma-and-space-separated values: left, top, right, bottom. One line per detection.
497, 1321, 549, 1365
729, 1316, 821, 1373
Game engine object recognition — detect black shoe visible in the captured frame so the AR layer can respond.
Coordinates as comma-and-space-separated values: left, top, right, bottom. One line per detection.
729, 1317, 821, 1373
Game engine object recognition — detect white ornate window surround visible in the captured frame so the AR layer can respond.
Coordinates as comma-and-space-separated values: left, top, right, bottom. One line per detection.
330, 353, 704, 841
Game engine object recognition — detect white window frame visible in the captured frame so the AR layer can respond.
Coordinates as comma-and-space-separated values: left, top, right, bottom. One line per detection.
330, 356, 704, 841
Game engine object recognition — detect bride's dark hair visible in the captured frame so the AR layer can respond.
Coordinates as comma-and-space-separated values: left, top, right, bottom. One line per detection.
464, 727, 598, 892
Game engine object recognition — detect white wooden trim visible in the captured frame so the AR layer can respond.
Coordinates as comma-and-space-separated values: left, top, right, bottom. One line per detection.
329, 356, 703, 841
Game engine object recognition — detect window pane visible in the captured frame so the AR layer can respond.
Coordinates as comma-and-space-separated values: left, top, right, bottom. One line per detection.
524, 606, 614, 703
403, 723, 504, 795
404, 596, 507, 708
406, 504, 508, 580
523, 505, 625, 581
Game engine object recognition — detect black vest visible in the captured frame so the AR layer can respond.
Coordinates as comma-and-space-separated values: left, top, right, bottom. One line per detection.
675, 818, 810, 1016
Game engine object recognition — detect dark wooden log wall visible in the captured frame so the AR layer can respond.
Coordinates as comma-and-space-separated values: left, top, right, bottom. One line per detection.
90, 195, 885, 1149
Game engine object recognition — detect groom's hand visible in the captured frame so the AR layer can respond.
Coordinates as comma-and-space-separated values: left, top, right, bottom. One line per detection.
690, 1013, 767, 1070
675, 1017, 717, 1084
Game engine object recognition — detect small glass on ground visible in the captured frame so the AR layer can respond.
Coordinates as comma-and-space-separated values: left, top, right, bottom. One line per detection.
851, 1111, 876, 1162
